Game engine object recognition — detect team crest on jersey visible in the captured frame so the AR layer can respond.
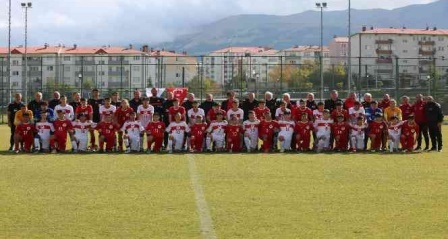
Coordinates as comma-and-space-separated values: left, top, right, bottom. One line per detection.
380, 126, 384, 129
158, 125, 162, 129
63, 123, 67, 127
411, 129, 415, 133
109, 125, 113, 129
269, 125, 273, 129
202, 127, 205, 130
126, 113, 129, 117
342, 127, 345, 130
27, 127, 30, 130
176, 126, 180, 130
306, 126, 310, 130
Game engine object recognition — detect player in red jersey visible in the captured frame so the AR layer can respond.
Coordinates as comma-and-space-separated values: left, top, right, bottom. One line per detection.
226, 116, 243, 152
75, 98, 93, 120
259, 112, 279, 153
294, 112, 313, 151
400, 115, 420, 152
206, 102, 226, 123
399, 96, 414, 121
96, 113, 120, 152
145, 113, 166, 153
189, 115, 208, 152
368, 113, 388, 152
114, 99, 134, 151
294, 100, 313, 122
331, 102, 349, 122
75, 98, 95, 150
51, 110, 74, 153
168, 98, 186, 123
253, 100, 270, 120
332, 114, 350, 151
13, 113, 35, 153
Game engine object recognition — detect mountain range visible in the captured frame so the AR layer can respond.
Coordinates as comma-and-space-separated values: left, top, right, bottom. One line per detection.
152, 0, 448, 55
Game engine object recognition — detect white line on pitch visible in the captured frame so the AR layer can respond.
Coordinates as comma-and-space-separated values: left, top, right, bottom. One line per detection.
187, 154, 218, 239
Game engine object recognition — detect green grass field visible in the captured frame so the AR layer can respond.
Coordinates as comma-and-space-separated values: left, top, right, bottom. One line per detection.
1, 125, 448, 238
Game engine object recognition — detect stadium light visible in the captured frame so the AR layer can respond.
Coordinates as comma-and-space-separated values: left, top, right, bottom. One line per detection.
21, 2, 32, 103
348, 0, 352, 94
316, 2, 327, 101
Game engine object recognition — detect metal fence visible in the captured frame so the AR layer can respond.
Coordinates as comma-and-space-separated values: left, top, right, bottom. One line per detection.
1, 55, 448, 123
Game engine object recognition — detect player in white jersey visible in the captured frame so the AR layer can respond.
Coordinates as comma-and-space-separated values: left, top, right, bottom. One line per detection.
206, 112, 228, 151
312, 102, 325, 121
187, 101, 205, 125
99, 98, 117, 121
122, 112, 145, 153
348, 102, 366, 124
137, 98, 154, 128
166, 112, 190, 153
34, 111, 54, 152
313, 109, 334, 152
277, 110, 295, 152
387, 116, 403, 152
275, 101, 287, 120
72, 113, 95, 152
54, 95, 75, 121
243, 111, 260, 152
137, 98, 154, 150
349, 116, 368, 152
227, 100, 244, 124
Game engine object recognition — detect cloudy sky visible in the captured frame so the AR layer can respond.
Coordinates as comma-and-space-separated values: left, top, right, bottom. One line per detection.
0, 0, 438, 46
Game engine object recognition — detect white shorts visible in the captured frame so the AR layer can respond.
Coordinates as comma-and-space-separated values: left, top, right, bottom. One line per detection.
244, 132, 259, 149
211, 133, 226, 148
39, 135, 51, 150
127, 134, 140, 151
77, 136, 89, 151
171, 133, 185, 150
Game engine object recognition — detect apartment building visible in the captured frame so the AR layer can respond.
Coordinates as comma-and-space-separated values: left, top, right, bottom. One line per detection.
329, 37, 349, 66
203, 47, 279, 86
350, 27, 448, 88
0, 44, 157, 99
280, 45, 331, 70
148, 48, 198, 88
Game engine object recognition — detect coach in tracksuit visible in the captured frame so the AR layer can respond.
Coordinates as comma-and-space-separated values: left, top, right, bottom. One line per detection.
424, 96, 444, 152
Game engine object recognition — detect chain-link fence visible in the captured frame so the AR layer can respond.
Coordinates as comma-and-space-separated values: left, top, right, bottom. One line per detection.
1, 55, 448, 123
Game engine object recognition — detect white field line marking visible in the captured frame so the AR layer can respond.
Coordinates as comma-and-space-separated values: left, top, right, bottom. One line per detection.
187, 154, 218, 239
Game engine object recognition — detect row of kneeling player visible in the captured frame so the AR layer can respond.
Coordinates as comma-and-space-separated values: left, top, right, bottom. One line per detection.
13, 107, 420, 154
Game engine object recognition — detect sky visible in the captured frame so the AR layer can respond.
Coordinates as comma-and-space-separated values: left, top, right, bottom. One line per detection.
0, 0, 438, 46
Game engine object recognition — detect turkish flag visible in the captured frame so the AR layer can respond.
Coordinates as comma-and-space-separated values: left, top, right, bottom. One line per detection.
167, 88, 188, 104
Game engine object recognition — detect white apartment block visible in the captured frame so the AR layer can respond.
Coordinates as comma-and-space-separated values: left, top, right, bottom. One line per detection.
280, 45, 331, 70
350, 27, 448, 88
203, 47, 279, 86
329, 37, 349, 66
148, 49, 198, 88
1, 44, 157, 98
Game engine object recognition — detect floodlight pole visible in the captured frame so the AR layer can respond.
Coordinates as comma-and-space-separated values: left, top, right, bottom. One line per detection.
21, 2, 32, 103
316, 2, 327, 101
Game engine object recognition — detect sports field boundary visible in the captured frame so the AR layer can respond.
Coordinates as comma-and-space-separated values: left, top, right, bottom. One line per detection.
187, 154, 218, 239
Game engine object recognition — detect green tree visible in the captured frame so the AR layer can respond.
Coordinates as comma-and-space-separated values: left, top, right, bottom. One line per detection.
187, 76, 221, 96
44, 79, 76, 99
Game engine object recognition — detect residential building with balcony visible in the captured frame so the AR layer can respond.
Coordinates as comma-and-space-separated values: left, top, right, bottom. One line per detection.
0, 44, 157, 99
329, 36, 349, 66
280, 45, 331, 70
350, 27, 448, 88
203, 47, 279, 87
148, 49, 198, 88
